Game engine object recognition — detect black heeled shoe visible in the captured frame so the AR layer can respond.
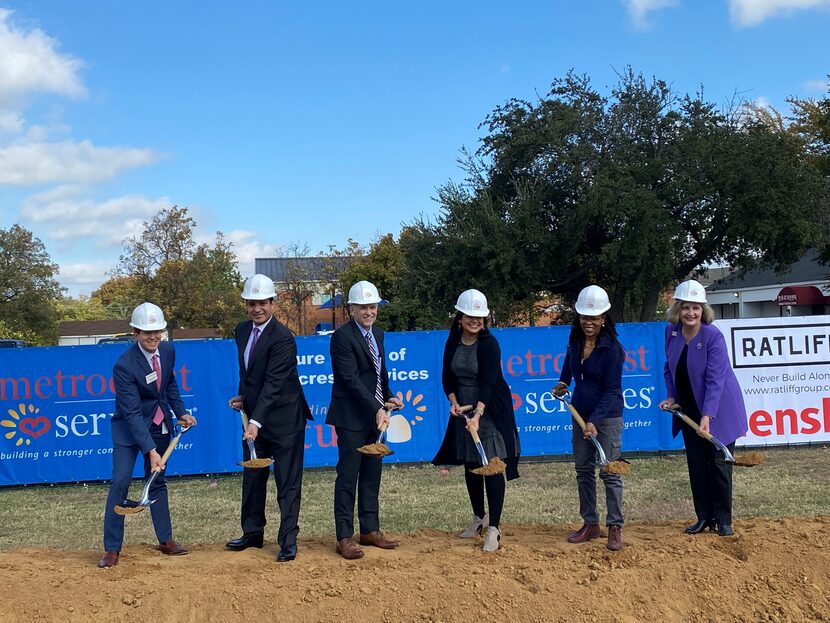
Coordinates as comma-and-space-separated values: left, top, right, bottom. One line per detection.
717, 524, 734, 537
684, 518, 716, 534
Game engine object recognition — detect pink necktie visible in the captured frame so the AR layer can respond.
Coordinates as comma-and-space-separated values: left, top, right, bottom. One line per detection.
152, 354, 164, 425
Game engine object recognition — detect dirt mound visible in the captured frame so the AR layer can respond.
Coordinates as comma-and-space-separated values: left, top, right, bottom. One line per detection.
2, 517, 829, 623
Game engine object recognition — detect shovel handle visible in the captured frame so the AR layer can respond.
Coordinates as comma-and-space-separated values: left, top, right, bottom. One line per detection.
552, 392, 588, 432
669, 406, 714, 441
455, 405, 480, 439
240, 409, 250, 429
153, 420, 190, 472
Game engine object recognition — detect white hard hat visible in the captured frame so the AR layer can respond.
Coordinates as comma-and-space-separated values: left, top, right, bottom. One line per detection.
455, 289, 489, 317
348, 280, 382, 305
673, 279, 707, 303
575, 285, 611, 316
241, 274, 276, 300
130, 302, 167, 331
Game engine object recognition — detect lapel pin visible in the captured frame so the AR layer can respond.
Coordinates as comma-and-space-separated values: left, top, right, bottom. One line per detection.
696, 342, 703, 350
671, 331, 677, 336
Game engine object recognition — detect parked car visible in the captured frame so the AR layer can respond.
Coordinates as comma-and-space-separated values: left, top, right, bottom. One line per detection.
97, 334, 135, 345
0, 339, 29, 348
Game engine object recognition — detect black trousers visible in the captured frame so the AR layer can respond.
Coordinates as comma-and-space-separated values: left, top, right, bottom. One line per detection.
240, 428, 305, 547
333, 427, 383, 540
680, 424, 734, 526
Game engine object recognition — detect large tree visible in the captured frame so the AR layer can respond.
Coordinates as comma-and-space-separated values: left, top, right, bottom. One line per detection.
111, 207, 244, 335
0, 224, 64, 343
407, 69, 828, 322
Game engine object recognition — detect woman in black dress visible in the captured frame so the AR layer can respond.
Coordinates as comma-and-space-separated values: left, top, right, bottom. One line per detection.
432, 289, 520, 552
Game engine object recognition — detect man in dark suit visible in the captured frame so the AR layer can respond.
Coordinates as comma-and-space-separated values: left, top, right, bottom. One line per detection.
326, 280, 402, 560
227, 274, 312, 562
99, 302, 197, 568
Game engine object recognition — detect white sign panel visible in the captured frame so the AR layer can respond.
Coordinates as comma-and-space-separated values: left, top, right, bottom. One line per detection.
716, 316, 830, 446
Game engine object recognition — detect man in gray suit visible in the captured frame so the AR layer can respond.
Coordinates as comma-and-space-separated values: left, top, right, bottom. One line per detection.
326, 280, 402, 560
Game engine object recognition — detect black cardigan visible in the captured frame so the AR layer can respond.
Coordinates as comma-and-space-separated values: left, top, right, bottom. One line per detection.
431, 331, 520, 480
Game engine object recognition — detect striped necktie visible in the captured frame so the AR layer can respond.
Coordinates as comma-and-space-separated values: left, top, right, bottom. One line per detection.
365, 331, 384, 407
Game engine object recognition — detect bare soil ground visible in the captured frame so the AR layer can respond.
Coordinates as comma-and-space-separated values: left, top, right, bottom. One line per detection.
1, 517, 829, 623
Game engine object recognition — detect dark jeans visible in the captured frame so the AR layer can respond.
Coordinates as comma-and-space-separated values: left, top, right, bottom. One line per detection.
572, 417, 624, 527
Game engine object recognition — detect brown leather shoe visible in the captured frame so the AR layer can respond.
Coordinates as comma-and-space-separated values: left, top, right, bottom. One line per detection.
97, 551, 119, 568
606, 525, 624, 551
359, 530, 399, 549
336, 537, 364, 560
567, 523, 603, 544
157, 539, 188, 556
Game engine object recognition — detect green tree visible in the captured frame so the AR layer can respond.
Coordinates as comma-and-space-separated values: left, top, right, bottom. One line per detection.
318, 239, 362, 328
92, 275, 146, 319
112, 207, 244, 336
117, 205, 196, 279
56, 295, 109, 322
788, 78, 830, 177
408, 69, 828, 322
0, 224, 64, 344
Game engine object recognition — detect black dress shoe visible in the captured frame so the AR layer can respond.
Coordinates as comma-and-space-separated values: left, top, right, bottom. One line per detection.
684, 519, 716, 534
717, 524, 734, 537
276, 543, 297, 562
226, 533, 264, 551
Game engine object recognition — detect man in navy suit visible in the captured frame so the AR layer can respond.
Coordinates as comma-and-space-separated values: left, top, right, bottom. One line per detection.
326, 280, 402, 560
226, 274, 312, 562
98, 302, 197, 568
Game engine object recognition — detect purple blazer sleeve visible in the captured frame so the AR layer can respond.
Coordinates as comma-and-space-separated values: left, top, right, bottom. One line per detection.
700, 328, 729, 418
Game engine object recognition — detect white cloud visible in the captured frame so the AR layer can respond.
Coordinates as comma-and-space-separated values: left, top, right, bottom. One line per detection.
803, 77, 830, 93
623, 0, 679, 28
0, 9, 85, 105
729, 0, 830, 26
57, 262, 113, 286
21, 188, 173, 247
0, 140, 163, 185
0, 109, 23, 134
224, 229, 279, 277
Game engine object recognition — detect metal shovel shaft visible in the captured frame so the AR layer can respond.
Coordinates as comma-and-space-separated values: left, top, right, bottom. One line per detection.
465, 415, 490, 467
669, 407, 736, 464
553, 392, 610, 467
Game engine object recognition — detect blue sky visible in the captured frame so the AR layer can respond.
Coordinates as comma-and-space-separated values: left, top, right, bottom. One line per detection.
1, 0, 829, 295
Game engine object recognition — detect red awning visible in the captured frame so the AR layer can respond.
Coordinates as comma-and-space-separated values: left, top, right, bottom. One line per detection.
776, 285, 826, 306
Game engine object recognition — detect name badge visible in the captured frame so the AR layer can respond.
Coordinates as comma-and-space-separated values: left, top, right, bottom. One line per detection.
145, 371, 158, 384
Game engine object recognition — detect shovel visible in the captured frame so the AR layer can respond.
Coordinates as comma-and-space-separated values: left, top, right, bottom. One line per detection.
357, 402, 398, 457
667, 405, 764, 467
237, 408, 274, 469
456, 405, 506, 476
114, 420, 193, 515
553, 391, 631, 476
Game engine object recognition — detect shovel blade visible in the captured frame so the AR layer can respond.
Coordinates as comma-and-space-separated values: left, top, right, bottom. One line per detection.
114, 498, 153, 515
238, 458, 274, 469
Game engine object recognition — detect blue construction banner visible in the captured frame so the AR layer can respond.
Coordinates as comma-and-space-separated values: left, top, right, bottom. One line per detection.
1, 323, 678, 486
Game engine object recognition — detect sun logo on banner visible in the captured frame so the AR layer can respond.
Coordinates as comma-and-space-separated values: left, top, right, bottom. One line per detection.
2, 403, 51, 446
386, 390, 427, 444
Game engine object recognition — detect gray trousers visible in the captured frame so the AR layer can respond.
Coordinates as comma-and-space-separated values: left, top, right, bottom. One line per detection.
572, 417, 624, 527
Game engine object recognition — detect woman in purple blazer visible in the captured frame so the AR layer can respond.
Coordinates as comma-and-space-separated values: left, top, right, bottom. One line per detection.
658, 280, 748, 537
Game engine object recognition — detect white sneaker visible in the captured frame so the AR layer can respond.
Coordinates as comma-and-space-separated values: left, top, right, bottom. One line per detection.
482, 526, 501, 552
459, 514, 489, 539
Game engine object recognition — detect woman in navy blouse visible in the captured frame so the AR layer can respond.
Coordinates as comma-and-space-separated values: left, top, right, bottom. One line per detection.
554, 285, 625, 552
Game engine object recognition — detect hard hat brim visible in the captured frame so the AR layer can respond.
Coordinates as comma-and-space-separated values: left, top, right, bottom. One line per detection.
455, 305, 489, 317
574, 303, 611, 316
